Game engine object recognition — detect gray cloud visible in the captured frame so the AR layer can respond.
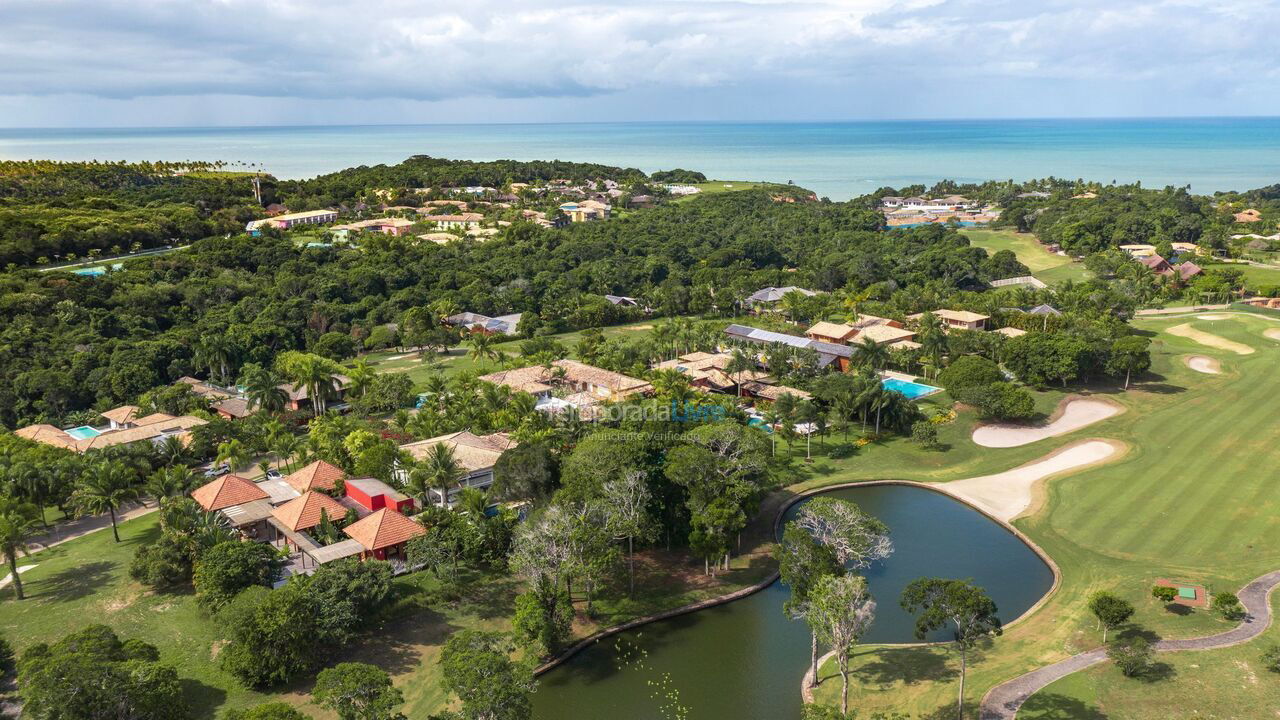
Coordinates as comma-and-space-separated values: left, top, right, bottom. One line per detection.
0, 0, 1278, 120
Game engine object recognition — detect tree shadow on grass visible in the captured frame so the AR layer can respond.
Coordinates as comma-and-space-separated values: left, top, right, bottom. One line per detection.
1115, 625, 1162, 644
29, 561, 115, 602
179, 678, 227, 720
1162, 603, 1193, 616
1138, 661, 1177, 683
1134, 382, 1186, 395
1017, 692, 1110, 719
341, 607, 461, 677
850, 646, 958, 687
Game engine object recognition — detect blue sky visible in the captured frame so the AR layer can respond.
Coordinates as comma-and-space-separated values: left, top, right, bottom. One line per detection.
2, 0, 1278, 127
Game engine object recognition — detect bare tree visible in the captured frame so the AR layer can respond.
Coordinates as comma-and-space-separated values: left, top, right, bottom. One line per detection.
603, 471, 654, 598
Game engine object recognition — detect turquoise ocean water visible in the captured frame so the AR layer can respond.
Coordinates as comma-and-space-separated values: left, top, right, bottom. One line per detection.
2, 118, 1278, 200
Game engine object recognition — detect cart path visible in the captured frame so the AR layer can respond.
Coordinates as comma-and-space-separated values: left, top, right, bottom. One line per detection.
979, 568, 1280, 719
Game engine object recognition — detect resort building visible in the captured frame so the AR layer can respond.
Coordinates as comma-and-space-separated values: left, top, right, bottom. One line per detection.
397, 431, 516, 506
805, 315, 915, 347
279, 375, 354, 413
1119, 244, 1157, 258
1234, 209, 1263, 223
345, 477, 416, 514
744, 286, 819, 312
420, 213, 484, 230
479, 360, 652, 418
15, 407, 207, 454
331, 217, 416, 236
909, 309, 990, 332
723, 324, 854, 372
558, 200, 610, 222
342, 508, 427, 562
653, 351, 772, 393
444, 311, 523, 336
245, 209, 338, 234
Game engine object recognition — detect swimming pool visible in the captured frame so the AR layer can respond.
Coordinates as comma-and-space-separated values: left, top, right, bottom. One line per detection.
65, 425, 103, 440
747, 416, 773, 433
881, 376, 942, 400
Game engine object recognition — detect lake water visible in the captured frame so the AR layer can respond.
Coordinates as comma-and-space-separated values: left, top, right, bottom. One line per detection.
2, 118, 1279, 200
531, 484, 1054, 720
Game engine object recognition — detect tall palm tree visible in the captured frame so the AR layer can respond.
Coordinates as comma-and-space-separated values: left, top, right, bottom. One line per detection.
71, 462, 139, 543
144, 467, 196, 508
466, 333, 499, 366
724, 348, 756, 397
215, 439, 251, 473
287, 355, 337, 416
854, 337, 889, 373
403, 463, 434, 509
345, 358, 375, 399
425, 443, 465, 509
0, 496, 41, 600
195, 336, 238, 386
156, 434, 189, 467
243, 368, 288, 415
4, 461, 49, 529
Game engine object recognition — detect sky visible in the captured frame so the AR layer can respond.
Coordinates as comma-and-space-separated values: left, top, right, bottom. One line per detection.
2, 0, 1279, 127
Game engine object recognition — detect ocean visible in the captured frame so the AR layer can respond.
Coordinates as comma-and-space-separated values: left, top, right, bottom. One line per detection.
2, 118, 1278, 200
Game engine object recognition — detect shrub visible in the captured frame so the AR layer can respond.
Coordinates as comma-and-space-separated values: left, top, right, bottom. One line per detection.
130, 532, 197, 589
218, 584, 322, 688
938, 355, 1003, 393
194, 541, 284, 611
313, 662, 404, 720
910, 421, 940, 449
224, 702, 314, 720
512, 589, 572, 655
828, 443, 858, 459
959, 382, 1037, 421
1262, 644, 1280, 674
1107, 636, 1154, 677
1212, 591, 1243, 620
1151, 585, 1178, 604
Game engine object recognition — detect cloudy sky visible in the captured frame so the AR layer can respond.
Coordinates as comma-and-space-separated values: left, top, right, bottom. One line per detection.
2, 0, 1278, 127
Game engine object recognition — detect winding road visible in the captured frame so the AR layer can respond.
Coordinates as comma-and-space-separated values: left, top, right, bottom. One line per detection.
978, 569, 1280, 719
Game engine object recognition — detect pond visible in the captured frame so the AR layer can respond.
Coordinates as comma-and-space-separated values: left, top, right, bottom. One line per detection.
532, 484, 1054, 720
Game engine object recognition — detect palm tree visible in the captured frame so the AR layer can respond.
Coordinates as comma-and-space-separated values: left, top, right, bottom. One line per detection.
4, 461, 49, 529
144, 467, 195, 507
287, 355, 338, 416
243, 368, 288, 415
0, 496, 41, 599
215, 439, 251, 473
458, 488, 490, 518
345, 358, 375, 399
854, 337, 889, 373
71, 462, 139, 543
724, 348, 756, 397
195, 336, 237, 386
403, 463, 434, 509
466, 334, 499, 366
156, 434, 189, 467
842, 287, 872, 324
425, 443, 465, 509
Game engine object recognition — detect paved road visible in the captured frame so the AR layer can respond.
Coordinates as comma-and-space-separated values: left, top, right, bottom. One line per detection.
979, 569, 1280, 719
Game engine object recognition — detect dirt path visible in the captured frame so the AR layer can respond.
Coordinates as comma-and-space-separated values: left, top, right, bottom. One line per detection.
1184, 355, 1222, 374
1167, 323, 1255, 355
20, 501, 156, 557
979, 569, 1280, 719
972, 398, 1121, 448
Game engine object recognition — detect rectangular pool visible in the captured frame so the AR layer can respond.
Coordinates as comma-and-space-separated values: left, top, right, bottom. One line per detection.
881, 376, 942, 400
65, 425, 103, 440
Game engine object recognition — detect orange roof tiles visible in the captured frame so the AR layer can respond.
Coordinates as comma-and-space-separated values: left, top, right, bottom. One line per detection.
192, 474, 269, 511
343, 508, 426, 552
284, 460, 347, 494
271, 491, 349, 532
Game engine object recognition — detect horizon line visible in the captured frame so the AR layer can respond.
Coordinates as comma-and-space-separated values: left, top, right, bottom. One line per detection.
3, 114, 1280, 132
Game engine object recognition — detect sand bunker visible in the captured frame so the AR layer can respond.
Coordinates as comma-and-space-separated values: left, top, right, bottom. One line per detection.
1265, 329, 1280, 342
935, 440, 1123, 521
1185, 355, 1221, 374
972, 398, 1121, 448
1167, 324, 1254, 355
1196, 313, 1231, 320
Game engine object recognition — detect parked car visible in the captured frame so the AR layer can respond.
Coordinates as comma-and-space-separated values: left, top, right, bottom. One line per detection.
265, 468, 283, 481
203, 463, 230, 479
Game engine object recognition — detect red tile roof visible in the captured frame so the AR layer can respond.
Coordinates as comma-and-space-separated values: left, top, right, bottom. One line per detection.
343, 508, 426, 552
192, 474, 269, 511
271, 491, 349, 532
284, 460, 347, 494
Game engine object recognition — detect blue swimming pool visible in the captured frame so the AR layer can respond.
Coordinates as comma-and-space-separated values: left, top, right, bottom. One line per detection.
881, 376, 941, 400
65, 425, 102, 440
747, 417, 774, 433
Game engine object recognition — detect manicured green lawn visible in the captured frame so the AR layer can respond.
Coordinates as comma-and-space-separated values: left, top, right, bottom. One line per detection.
1214, 261, 1280, 290
361, 318, 662, 388
811, 311, 1280, 717
1022, 593, 1280, 720
962, 229, 1090, 284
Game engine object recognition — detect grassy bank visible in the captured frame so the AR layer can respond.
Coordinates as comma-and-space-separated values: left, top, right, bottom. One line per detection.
810, 310, 1280, 717
962, 228, 1089, 284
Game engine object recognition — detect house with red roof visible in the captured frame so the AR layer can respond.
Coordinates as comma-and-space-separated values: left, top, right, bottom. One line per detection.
343, 508, 427, 562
